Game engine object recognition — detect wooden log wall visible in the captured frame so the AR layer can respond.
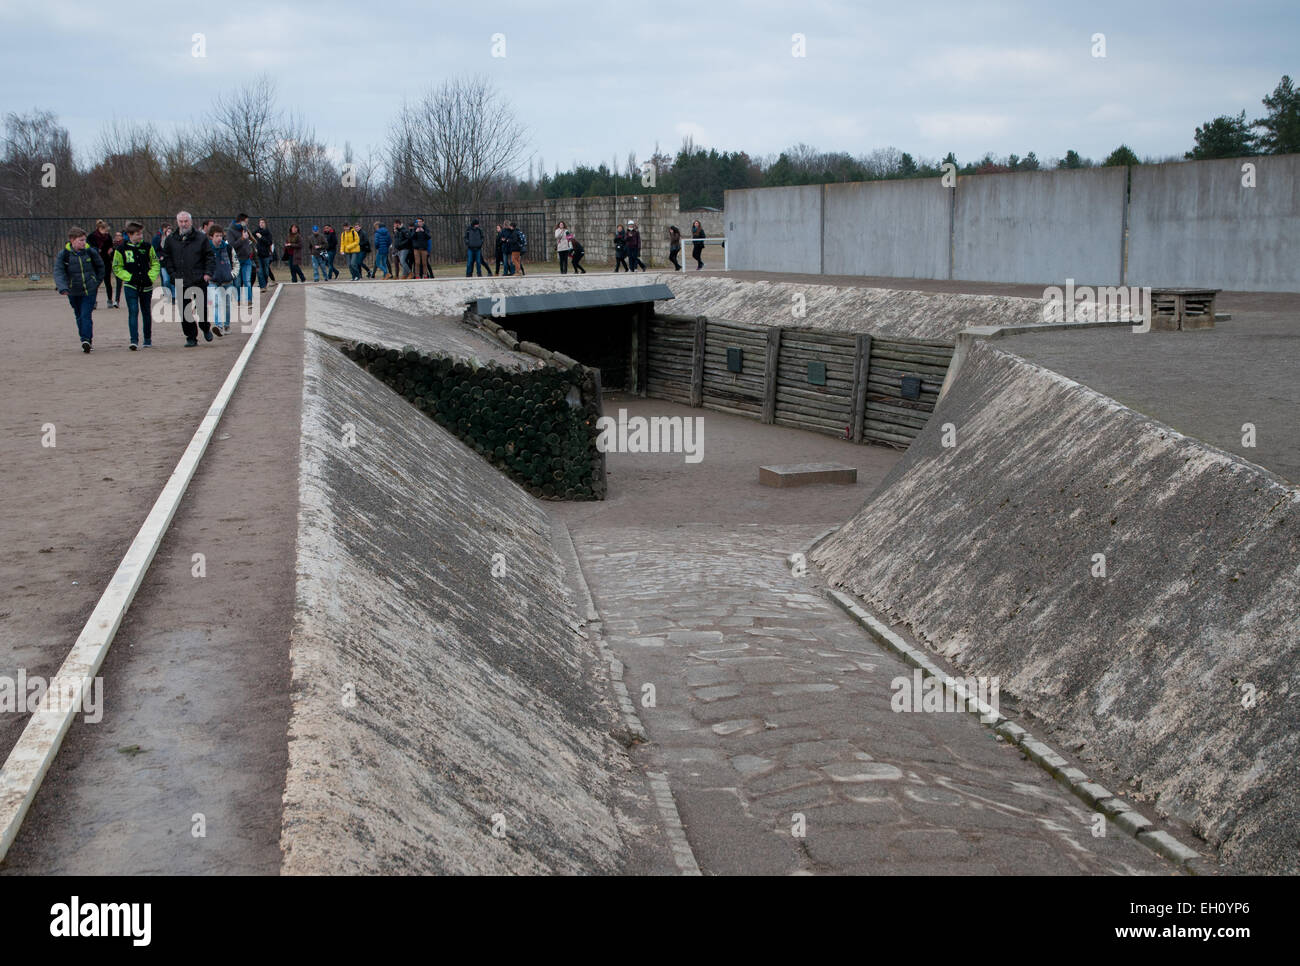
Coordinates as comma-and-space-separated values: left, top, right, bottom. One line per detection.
642, 314, 956, 447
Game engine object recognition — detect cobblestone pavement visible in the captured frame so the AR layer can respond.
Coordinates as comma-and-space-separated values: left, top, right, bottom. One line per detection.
571, 524, 1174, 875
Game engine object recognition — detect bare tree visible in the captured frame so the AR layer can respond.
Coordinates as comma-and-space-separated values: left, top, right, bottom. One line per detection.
385, 76, 528, 211
1, 109, 76, 216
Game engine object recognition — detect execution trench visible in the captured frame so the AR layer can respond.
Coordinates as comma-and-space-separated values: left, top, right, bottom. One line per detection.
4, 273, 1283, 874
281, 280, 1199, 875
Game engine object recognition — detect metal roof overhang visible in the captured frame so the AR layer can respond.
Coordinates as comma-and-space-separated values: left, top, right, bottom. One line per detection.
470, 284, 674, 318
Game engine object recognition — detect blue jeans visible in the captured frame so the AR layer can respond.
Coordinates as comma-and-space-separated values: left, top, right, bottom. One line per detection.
256, 256, 270, 288
161, 266, 175, 297
209, 284, 236, 329
465, 248, 486, 276
238, 259, 254, 301
68, 293, 94, 343
348, 252, 363, 279
375, 249, 390, 277
312, 254, 325, 281
123, 286, 153, 344
326, 252, 338, 277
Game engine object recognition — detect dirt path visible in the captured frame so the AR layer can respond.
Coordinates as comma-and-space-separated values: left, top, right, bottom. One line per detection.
1, 287, 303, 874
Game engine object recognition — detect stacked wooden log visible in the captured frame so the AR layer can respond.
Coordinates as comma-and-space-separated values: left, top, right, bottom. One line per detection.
341, 342, 606, 500
864, 337, 952, 446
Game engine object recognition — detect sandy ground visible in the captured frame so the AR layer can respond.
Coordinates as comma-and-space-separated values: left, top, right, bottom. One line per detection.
0, 289, 258, 766
1, 286, 302, 874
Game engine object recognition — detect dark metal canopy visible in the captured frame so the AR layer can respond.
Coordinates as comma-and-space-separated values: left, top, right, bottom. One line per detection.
470, 284, 674, 318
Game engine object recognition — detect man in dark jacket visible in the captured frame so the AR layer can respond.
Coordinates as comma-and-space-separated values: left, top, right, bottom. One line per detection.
464, 219, 487, 277
53, 226, 104, 352
161, 210, 218, 346
392, 220, 414, 278
323, 225, 339, 278
492, 223, 505, 276
252, 219, 274, 291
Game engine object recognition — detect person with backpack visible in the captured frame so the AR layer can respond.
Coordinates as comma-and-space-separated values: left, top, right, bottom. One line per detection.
613, 226, 629, 272
570, 234, 587, 274
252, 218, 274, 290
161, 210, 218, 345
230, 221, 255, 301
464, 219, 487, 277
207, 224, 237, 334
392, 219, 413, 278
341, 224, 362, 280
53, 226, 105, 352
357, 224, 372, 277
626, 221, 646, 271
554, 220, 573, 274
112, 221, 161, 349
691, 220, 706, 270
372, 221, 391, 279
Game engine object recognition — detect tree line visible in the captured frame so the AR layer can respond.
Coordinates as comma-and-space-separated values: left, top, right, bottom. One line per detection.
2, 74, 1296, 220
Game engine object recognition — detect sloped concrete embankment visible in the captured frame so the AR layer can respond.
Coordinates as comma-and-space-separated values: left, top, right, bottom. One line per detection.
811, 339, 1300, 873
281, 332, 632, 874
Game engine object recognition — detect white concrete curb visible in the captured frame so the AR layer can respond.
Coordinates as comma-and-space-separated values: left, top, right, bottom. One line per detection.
551, 520, 701, 876
0, 284, 285, 862
825, 587, 1210, 875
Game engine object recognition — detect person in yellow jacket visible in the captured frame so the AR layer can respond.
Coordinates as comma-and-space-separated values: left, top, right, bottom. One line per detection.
112, 221, 161, 349
340, 225, 363, 280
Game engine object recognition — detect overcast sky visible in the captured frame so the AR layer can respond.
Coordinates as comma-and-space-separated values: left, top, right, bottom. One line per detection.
4, 0, 1296, 174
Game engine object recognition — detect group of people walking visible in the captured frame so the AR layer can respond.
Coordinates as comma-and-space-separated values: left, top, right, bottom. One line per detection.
56, 210, 715, 351
56, 212, 266, 352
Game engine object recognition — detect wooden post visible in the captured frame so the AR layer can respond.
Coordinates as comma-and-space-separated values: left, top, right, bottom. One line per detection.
636, 303, 649, 396
762, 326, 782, 424
690, 315, 706, 408
851, 333, 871, 443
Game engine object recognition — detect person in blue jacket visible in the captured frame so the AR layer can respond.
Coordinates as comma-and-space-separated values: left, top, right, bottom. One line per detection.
371, 221, 391, 278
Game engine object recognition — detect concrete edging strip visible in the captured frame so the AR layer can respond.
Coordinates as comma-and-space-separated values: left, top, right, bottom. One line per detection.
552, 520, 701, 876
0, 284, 285, 862
824, 587, 1207, 874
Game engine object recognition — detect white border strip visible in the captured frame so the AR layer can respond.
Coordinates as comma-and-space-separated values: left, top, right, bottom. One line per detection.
0, 283, 285, 861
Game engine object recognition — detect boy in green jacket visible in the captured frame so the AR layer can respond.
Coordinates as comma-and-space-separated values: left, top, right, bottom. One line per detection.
113, 221, 161, 349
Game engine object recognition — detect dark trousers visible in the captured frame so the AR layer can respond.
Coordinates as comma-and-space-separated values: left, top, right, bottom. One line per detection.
493, 250, 504, 275
693, 243, 704, 267
668, 245, 681, 270
466, 247, 486, 276
628, 250, 645, 271
289, 258, 306, 283
179, 280, 211, 339
559, 250, 570, 274
257, 256, 270, 288
100, 270, 114, 305
68, 293, 94, 343
124, 286, 152, 344
614, 253, 628, 271
572, 251, 586, 273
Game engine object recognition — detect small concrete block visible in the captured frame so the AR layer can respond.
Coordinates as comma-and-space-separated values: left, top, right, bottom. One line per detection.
1184, 856, 1222, 876
758, 462, 858, 488
1058, 766, 1090, 787
1137, 829, 1200, 865
1020, 739, 1069, 774
1094, 796, 1132, 818
1074, 782, 1114, 806
1112, 809, 1154, 837
995, 721, 1028, 744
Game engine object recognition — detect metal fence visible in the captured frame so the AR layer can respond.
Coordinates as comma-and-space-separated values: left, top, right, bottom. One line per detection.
0, 211, 550, 277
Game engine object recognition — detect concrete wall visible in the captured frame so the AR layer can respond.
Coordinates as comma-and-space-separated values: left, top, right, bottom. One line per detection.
725, 185, 823, 274
823, 178, 950, 279
811, 339, 1300, 873
282, 332, 637, 874
1127, 154, 1300, 292
952, 167, 1127, 285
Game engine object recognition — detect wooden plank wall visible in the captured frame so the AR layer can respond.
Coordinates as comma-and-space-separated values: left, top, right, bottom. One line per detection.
643, 314, 954, 446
